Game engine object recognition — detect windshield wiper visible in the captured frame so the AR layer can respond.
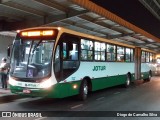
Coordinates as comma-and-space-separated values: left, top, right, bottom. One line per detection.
32, 40, 43, 53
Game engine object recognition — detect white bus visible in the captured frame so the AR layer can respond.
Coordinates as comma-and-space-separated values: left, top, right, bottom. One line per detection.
8, 27, 155, 100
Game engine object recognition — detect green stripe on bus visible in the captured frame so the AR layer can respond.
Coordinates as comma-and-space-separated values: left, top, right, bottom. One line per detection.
10, 81, 81, 98
91, 75, 127, 91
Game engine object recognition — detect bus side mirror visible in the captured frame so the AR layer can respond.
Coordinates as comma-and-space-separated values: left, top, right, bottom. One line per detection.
7, 45, 12, 58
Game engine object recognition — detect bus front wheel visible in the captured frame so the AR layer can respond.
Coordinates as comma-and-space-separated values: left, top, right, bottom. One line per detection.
78, 80, 88, 100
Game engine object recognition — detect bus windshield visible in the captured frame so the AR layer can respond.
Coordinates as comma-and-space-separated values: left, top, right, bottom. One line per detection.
10, 39, 55, 79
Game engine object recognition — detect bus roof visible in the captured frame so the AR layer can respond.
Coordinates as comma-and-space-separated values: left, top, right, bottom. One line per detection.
18, 26, 156, 53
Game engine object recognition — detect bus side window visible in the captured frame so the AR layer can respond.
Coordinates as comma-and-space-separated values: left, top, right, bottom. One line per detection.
68, 42, 78, 61
63, 42, 67, 59
81, 39, 93, 61
106, 44, 116, 61
117, 46, 124, 62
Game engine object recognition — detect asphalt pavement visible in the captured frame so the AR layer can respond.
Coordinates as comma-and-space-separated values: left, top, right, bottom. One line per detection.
1, 77, 160, 120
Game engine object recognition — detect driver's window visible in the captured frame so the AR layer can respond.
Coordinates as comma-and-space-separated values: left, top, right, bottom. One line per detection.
62, 42, 78, 61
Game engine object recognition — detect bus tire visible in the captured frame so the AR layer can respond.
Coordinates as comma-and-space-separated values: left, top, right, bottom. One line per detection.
148, 71, 152, 81
78, 80, 88, 101
144, 71, 152, 82
124, 74, 131, 88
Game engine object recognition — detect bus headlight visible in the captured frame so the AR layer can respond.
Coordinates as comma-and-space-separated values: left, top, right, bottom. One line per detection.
39, 79, 53, 88
8, 77, 17, 86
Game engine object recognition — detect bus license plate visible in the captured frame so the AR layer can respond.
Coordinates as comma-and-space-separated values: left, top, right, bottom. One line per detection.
23, 89, 31, 94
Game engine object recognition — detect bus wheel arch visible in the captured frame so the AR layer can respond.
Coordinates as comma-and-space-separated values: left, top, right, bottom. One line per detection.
143, 70, 152, 82
78, 76, 92, 100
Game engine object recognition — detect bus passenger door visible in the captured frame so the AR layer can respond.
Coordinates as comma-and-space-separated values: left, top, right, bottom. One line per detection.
54, 34, 80, 82
54, 45, 61, 81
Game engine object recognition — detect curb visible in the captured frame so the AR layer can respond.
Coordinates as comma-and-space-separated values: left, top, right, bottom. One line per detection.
0, 89, 13, 97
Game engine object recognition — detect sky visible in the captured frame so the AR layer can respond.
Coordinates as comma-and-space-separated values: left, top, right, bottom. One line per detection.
92, 0, 160, 38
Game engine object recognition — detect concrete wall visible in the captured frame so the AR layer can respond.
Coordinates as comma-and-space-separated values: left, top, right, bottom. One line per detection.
0, 35, 14, 62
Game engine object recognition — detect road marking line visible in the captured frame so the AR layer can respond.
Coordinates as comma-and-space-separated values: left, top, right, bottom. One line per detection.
16, 97, 41, 102
15, 98, 30, 101
35, 117, 47, 120
96, 97, 105, 100
71, 104, 83, 109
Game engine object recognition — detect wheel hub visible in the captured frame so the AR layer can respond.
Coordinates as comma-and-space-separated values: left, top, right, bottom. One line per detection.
84, 85, 88, 95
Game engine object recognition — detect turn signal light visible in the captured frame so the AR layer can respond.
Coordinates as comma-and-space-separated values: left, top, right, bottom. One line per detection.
73, 84, 78, 89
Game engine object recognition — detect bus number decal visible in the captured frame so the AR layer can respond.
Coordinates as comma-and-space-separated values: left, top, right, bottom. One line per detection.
92, 66, 106, 71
